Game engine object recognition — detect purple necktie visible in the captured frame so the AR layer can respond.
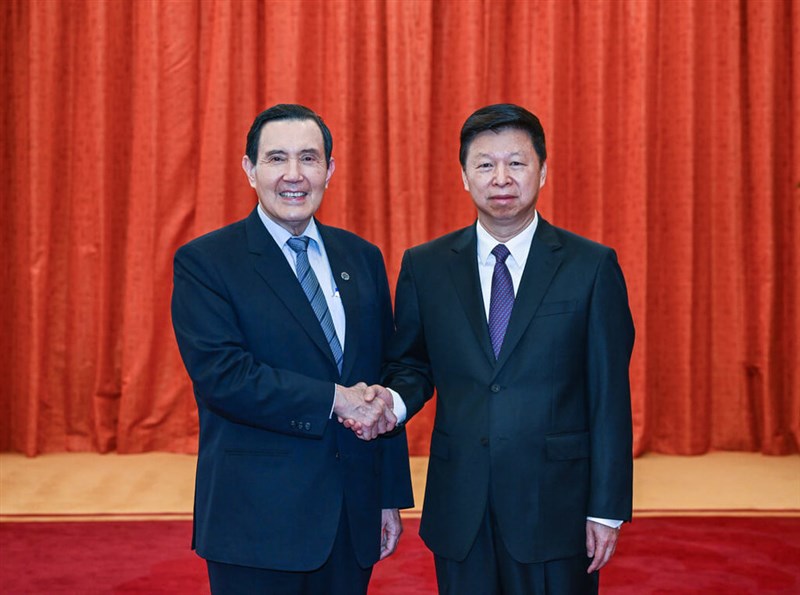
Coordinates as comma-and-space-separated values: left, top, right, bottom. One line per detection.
488, 244, 514, 359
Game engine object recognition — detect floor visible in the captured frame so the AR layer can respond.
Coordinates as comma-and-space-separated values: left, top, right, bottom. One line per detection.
1, 452, 798, 522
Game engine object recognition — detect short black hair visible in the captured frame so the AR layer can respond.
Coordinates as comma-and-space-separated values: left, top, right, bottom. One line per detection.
245, 104, 333, 166
459, 104, 546, 168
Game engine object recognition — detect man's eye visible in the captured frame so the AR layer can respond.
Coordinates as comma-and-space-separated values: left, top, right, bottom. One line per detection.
477, 163, 492, 169
267, 156, 285, 163
510, 161, 525, 167
301, 155, 318, 163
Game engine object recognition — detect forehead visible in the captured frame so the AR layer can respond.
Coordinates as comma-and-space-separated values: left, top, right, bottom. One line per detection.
257, 119, 324, 153
466, 127, 536, 159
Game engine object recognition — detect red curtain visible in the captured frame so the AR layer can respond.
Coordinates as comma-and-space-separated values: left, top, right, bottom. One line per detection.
2, 0, 797, 456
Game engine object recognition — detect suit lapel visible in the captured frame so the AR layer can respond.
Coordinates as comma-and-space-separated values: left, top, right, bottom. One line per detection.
448, 226, 496, 366
245, 211, 338, 373
493, 217, 563, 376
318, 223, 358, 380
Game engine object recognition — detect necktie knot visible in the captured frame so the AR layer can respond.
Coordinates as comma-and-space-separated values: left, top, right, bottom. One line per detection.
491, 244, 511, 264
287, 236, 311, 253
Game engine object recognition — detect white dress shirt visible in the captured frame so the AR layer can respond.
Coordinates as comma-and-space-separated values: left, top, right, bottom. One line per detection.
476, 213, 538, 319
257, 206, 346, 349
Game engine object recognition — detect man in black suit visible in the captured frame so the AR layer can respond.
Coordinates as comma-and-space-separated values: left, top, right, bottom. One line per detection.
379, 104, 634, 594
171, 104, 413, 595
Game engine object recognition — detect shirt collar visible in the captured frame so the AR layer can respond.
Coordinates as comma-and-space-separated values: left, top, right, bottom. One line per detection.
476, 211, 539, 267
257, 204, 322, 252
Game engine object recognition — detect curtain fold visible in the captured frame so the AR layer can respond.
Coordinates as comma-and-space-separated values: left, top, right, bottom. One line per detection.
1, 0, 797, 456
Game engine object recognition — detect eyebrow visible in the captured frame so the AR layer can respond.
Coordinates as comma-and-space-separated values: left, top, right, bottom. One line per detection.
472, 151, 526, 160
263, 148, 322, 157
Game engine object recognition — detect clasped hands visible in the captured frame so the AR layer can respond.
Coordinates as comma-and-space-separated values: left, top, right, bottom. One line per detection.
333, 382, 395, 440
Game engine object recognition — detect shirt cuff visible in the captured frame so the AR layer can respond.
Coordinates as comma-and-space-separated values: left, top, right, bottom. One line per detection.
387, 388, 407, 424
587, 516, 623, 529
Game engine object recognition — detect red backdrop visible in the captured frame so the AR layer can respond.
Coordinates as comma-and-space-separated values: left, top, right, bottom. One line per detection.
1, 0, 797, 456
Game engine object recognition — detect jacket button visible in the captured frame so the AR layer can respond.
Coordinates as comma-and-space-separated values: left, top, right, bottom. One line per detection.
304, 422, 311, 431
490, 384, 501, 393
290, 420, 297, 428
480, 437, 489, 446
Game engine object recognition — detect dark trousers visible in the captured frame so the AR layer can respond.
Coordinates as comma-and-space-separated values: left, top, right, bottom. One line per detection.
434, 507, 599, 595
206, 508, 372, 595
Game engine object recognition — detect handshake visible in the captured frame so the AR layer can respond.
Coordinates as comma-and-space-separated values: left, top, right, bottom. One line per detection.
333, 382, 397, 440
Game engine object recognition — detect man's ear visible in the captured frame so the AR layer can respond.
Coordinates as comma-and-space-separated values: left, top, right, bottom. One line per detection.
539, 162, 548, 189
242, 155, 256, 188
325, 157, 336, 188
461, 169, 470, 191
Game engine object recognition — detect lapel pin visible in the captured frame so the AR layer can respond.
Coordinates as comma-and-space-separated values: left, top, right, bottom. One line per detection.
340, 272, 350, 281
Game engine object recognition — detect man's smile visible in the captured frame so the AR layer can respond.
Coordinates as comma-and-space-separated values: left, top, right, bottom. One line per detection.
279, 191, 308, 199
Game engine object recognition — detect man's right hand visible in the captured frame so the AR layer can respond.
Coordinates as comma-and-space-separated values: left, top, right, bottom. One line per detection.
333, 383, 396, 440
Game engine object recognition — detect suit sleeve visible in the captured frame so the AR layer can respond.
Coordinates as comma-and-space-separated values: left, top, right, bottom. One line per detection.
373, 248, 415, 510
381, 250, 436, 420
171, 243, 334, 438
586, 249, 635, 521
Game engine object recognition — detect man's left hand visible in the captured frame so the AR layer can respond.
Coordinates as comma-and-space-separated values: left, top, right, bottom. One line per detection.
380, 508, 402, 560
585, 519, 620, 573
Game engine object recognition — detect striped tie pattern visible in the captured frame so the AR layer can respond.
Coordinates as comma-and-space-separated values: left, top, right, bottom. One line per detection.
287, 236, 344, 373
488, 244, 514, 359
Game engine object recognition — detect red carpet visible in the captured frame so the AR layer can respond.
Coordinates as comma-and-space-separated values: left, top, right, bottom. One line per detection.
1, 517, 798, 594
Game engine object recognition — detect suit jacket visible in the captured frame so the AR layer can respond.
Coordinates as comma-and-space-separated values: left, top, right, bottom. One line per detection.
171, 208, 414, 571
383, 217, 634, 564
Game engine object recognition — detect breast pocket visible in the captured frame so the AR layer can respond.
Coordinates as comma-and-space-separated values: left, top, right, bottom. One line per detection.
535, 300, 579, 318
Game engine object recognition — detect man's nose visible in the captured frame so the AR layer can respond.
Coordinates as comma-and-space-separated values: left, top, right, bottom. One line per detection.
493, 164, 510, 185
283, 158, 303, 181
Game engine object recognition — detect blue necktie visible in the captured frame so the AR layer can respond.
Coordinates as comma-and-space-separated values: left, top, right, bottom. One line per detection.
488, 244, 514, 359
287, 236, 343, 373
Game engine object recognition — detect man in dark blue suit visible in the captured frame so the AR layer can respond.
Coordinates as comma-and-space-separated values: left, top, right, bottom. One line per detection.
172, 104, 413, 594
378, 104, 635, 594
